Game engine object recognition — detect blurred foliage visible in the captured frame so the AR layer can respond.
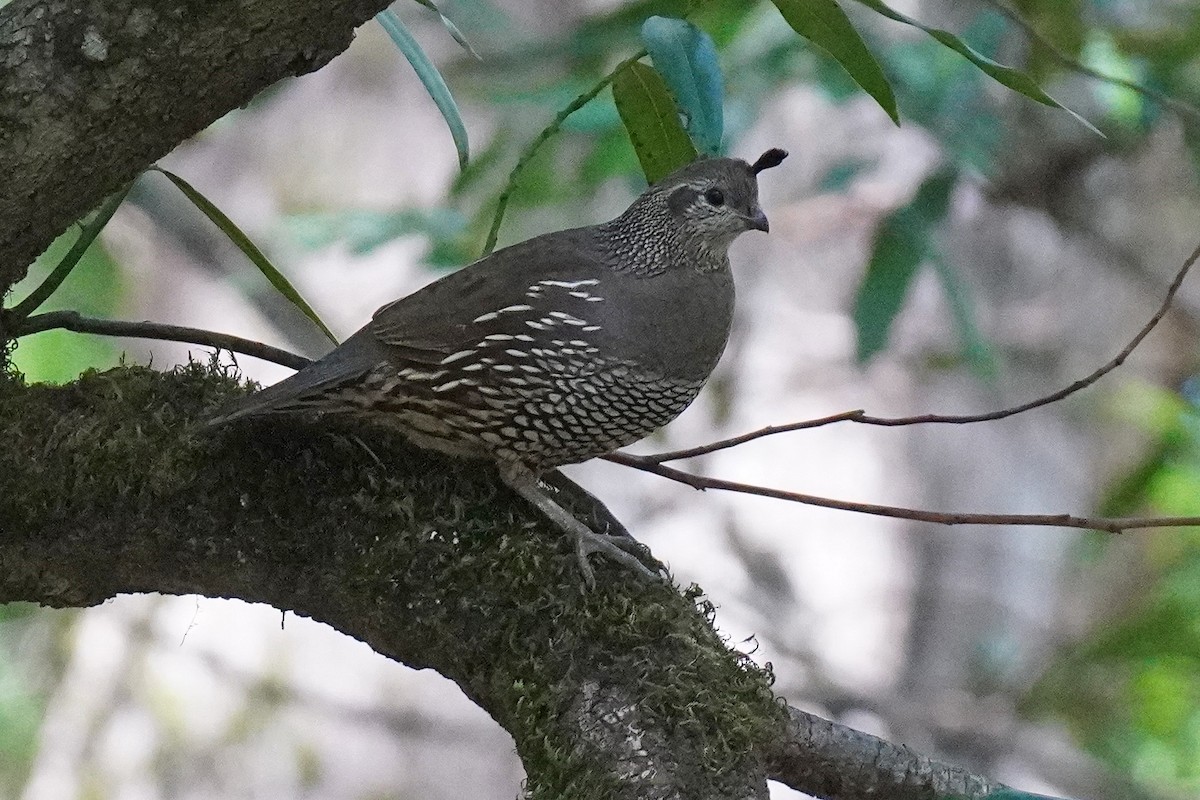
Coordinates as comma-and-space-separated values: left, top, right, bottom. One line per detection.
0, 643, 42, 794
8, 233, 123, 384
1024, 383, 1200, 793
0, 605, 47, 795
276, 208, 468, 257
854, 167, 958, 362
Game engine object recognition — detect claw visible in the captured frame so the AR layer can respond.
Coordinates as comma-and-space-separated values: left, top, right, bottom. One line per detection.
499, 461, 664, 589
573, 529, 660, 589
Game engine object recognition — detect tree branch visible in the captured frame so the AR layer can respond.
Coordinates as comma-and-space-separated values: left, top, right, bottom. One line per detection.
642, 238, 1200, 463
10, 310, 314, 371
603, 451, 1200, 533
0, 365, 780, 799
769, 705, 1011, 800
0, 365, 1071, 799
0, 0, 396, 295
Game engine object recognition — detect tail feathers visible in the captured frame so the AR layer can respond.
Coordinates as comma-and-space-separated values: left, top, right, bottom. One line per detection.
205, 330, 383, 428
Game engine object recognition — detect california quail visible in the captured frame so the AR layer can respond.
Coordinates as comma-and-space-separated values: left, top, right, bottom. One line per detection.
208, 149, 787, 586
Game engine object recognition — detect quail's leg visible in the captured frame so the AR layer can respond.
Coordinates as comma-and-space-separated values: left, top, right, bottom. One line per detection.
499, 462, 661, 588
539, 468, 634, 539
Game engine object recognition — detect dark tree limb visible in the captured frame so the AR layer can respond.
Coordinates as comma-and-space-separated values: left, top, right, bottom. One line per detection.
0, 0, 395, 293
768, 706, 1007, 800
0, 365, 1063, 799
0, 365, 782, 799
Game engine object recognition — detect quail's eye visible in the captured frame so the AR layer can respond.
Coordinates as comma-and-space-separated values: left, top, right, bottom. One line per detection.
704, 187, 725, 207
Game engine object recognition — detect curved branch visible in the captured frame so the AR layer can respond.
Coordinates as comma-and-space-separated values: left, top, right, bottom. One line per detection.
11, 311, 314, 371
0, 0, 397, 293
770, 705, 1012, 800
644, 238, 1200, 463
604, 451, 1200, 532
0, 365, 781, 799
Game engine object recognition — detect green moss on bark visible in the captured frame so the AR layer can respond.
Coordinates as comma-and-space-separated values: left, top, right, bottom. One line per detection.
0, 362, 785, 798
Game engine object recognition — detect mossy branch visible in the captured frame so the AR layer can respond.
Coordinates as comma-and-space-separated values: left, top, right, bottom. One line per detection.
0, 364, 782, 799
0, 364, 1056, 799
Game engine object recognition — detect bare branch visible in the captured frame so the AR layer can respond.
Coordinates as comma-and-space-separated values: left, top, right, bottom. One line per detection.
12, 311, 314, 371
768, 704, 1025, 800
603, 451, 1200, 532
645, 239, 1200, 463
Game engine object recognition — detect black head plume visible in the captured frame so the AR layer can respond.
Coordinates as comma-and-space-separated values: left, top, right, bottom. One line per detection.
751, 148, 788, 175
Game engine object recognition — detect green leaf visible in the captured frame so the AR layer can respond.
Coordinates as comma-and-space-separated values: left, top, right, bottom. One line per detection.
376, 9, 471, 169
852, 0, 1100, 134
929, 251, 997, 380
9, 183, 131, 320
770, 0, 899, 124
9, 234, 123, 383
612, 61, 698, 184
153, 167, 338, 345
853, 168, 957, 362
412, 0, 482, 60
640, 16, 725, 154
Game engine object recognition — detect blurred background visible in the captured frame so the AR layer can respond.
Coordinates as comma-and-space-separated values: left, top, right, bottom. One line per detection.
3, 0, 1200, 797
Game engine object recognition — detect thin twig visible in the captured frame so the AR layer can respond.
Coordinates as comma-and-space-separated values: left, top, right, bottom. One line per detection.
643, 238, 1200, 463
603, 451, 1200, 532
13, 311, 314, 371
481, 50, 647, 255
983, 0, 1200, 124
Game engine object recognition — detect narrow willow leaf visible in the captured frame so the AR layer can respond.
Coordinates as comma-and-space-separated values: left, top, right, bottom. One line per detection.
852, 0, 1100, 134
929, 251, 998, 380
854, 169, 957, 362
153, 167, 338, 345
10, 235, 125, 383
412, 0, 481, 60
612, 61, 698, 183
376, 9, 471, 168
640, 16, 725, 154
771, 0, 899, 124
10, 183, 132, 320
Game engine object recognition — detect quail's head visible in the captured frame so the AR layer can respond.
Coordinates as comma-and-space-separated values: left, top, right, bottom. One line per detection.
645, 148, 788, 254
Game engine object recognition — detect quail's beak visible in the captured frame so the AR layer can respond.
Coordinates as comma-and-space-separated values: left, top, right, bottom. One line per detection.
746, 207, 770, 233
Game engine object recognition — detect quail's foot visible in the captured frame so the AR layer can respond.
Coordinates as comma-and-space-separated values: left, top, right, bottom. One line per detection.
570, 525, 661, 589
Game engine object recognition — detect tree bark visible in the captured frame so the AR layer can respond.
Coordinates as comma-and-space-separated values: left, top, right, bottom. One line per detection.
0, 0, 394, 292
0, 365, 783, 798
